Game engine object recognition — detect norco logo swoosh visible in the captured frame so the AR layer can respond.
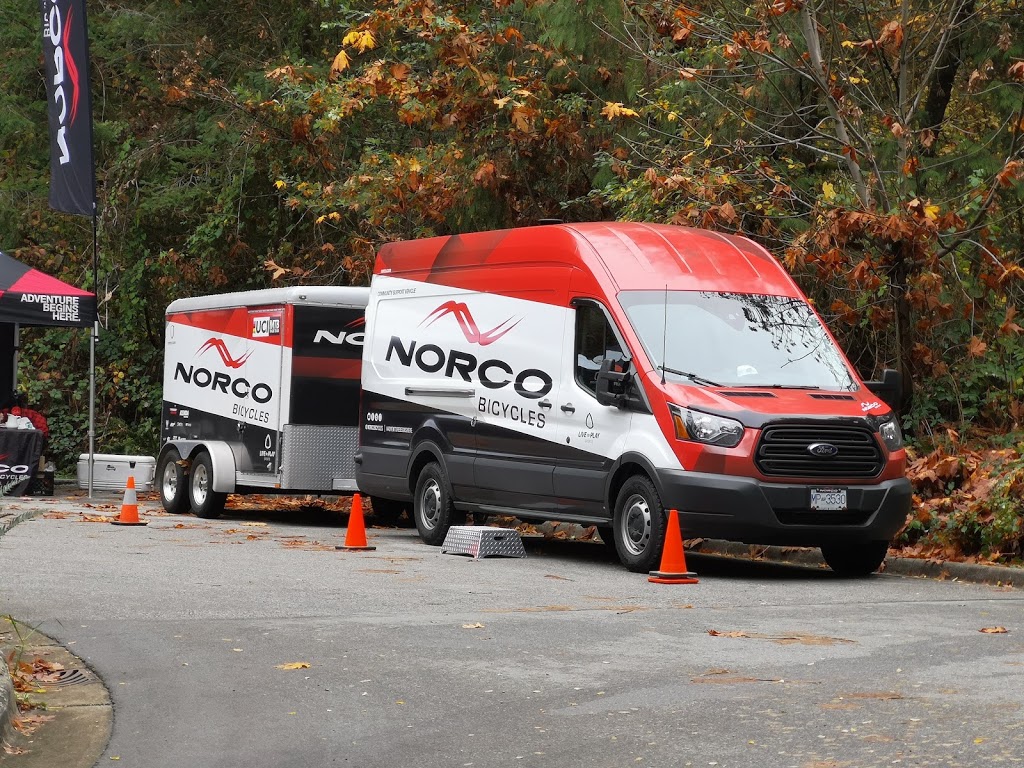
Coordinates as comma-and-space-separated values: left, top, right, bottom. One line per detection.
422, 301, 520, 346
63, 6, 82, 124
42, 0, 84, 165
196, 338, 252, 368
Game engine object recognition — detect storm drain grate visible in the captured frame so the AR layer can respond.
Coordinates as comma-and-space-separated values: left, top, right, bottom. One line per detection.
40, 668, 94, 687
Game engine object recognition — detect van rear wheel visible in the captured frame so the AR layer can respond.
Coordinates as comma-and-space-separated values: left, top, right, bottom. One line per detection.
189, 451, 226, 520
157, 449, 189, 515
821, 540, 890, 577
414, 462, 456, 546
613, 475, 667, 573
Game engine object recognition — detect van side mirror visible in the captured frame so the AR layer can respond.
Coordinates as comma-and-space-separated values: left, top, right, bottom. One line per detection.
866, 368, 902, 410
596, 358, 631, 408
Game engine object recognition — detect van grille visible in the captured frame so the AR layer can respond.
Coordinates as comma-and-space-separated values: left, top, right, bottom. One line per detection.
755, 424, 883, 478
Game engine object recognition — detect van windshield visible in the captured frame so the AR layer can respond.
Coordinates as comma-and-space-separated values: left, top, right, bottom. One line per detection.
619, 291, 858, 390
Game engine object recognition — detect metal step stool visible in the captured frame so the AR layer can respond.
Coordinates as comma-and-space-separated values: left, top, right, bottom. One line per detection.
441, 526, 526, 559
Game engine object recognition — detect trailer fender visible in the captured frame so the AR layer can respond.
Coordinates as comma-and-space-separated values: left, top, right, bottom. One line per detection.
175, 441, 237, 493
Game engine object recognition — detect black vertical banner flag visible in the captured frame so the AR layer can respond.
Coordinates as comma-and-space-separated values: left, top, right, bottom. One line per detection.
40, 0, 96, 217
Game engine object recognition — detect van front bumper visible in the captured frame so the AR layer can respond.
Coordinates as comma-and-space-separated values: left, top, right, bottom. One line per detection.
654, 469, 912, 547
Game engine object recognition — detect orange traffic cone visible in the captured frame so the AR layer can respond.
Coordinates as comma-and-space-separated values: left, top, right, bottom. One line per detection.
111, 472, 148, 526
336, 493, 375, 551
648, 509, 697, 584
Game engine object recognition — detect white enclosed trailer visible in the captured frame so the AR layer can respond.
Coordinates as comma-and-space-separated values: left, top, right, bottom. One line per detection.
157, 287, 369, 518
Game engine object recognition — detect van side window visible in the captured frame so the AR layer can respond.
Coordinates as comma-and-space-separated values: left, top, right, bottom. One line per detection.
575, 303, 624, 394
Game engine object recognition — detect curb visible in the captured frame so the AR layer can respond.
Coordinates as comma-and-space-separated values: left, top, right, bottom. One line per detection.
689, 539, 1023, 586
1, 510, 44, 746
0, 509, 43, 539
0, 654, 13, 749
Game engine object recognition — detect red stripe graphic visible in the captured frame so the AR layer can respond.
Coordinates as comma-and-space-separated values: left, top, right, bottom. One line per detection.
422, 301, 519, 346
197, 338, 252, 368
292, 357, 361, 379
63, 5, 81, 125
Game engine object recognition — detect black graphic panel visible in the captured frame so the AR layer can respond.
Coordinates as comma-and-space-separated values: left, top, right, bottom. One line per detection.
290, 304, 364, 426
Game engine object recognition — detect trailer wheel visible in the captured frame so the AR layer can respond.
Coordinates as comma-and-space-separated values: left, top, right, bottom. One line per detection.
821, 540, 890, 577
189, 451, 226, 519
413, 462, 456, 546
613, 475, 667, 573
157, 450, 189, 515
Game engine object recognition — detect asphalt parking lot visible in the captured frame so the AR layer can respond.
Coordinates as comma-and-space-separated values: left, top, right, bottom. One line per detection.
2, 488, 1023, 767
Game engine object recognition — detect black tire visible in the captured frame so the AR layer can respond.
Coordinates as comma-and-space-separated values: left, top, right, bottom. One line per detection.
413, 462, 457, 545
189, 451, 226, 520
613, 475, 667, 573
157, 449, 190, 514
821, 540, 890, 577
370, 496, 409, 527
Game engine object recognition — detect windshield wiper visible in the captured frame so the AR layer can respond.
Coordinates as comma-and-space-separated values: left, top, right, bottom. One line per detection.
658, 365, 721, 387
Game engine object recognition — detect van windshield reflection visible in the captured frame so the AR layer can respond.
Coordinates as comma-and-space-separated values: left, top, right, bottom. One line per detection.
620, 291, 857, 390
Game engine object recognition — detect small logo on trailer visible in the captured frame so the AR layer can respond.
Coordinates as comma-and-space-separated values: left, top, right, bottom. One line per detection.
252, 315, 281, 338
422, 301, 520, 346
197, 338, 253, 369
807, 442, 839, 457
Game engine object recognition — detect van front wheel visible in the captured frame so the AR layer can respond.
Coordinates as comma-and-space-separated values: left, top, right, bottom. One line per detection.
414, 463, 456, 546
614, 475, 667, 573
821, 541, 890, 577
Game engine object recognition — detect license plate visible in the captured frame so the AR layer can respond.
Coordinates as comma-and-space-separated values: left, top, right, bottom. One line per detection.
810, 488, 847, 511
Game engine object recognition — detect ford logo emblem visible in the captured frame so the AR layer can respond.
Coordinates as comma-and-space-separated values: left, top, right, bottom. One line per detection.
808, 442, 839, 457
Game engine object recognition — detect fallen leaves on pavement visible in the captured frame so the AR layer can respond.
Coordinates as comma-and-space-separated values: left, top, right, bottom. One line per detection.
980, 626, 1009, 633
708, 629, 855, 645
276, 662, 311, 670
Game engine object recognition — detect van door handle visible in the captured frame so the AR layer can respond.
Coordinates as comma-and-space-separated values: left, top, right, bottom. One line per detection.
561, 403, 576, 414
539, 399, 552, 410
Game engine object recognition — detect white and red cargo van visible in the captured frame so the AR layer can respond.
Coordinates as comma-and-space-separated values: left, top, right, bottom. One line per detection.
158, 287, 368, 518
355, 222, 911, 575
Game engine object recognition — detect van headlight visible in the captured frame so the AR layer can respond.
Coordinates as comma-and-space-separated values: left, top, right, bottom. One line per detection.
877, 416, 904, 451
669, 404, 744, 448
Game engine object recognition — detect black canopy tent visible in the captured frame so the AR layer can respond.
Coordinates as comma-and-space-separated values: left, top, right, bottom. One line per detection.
0, 250, 98, 489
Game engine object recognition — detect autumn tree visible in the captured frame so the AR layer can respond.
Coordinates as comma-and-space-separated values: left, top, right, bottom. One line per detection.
258, 0, 640, 282
601, 0, 1024, 426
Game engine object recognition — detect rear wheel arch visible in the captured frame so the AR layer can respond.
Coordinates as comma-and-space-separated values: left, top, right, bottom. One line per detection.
407, 442, 445, 495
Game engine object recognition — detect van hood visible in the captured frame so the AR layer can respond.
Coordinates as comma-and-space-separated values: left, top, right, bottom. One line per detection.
655, 379, 893, 425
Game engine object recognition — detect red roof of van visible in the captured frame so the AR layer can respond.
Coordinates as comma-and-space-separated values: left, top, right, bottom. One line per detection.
375, 222, 800, 297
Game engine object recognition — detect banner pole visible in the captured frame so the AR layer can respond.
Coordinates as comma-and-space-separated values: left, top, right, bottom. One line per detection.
88, 204, 97, 499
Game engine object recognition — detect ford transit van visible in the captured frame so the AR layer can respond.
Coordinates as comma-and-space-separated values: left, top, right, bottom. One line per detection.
355, 222, 911, 575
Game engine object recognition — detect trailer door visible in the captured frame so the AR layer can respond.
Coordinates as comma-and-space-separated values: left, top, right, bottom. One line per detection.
239, 305, 286, 475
